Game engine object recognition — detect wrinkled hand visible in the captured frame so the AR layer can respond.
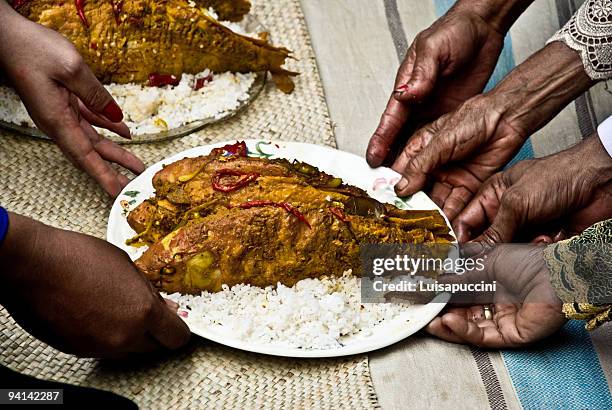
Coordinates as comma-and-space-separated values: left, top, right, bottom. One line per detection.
426, 244, 565, 348
391, 94, 525, 220
366, 6, 505, 167
390, 42, 594, 220
0, 213, 190, 358
0, 8, 144, 197
453, 135, 612, 244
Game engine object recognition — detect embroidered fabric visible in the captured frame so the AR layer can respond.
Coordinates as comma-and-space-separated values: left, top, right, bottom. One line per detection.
548, 0, 612, 80
544, 219, 612, 330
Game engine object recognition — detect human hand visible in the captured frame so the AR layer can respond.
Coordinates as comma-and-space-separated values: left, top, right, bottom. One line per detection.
0, 213, 190, 358
0, 5, 144, 197
426, 244, 566, 348
366, 0, 525, 167
391, 41, 595, 220
453, 135, 612, 244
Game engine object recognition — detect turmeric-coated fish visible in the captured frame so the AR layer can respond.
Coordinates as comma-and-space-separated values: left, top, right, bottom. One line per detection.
15, 0, 296, 92
129, 142, 453, 294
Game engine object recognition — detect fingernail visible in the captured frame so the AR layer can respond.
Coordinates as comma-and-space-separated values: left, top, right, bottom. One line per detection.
165, 298, 179, 310
102, 101, 124, 123
393, 84, 409, 94
395, 178, 409, 192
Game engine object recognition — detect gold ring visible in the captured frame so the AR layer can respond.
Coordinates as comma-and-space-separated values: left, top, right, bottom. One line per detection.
483, 305, 494, 320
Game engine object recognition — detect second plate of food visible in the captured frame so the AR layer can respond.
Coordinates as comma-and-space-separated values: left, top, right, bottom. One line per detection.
107, 140, 454, 358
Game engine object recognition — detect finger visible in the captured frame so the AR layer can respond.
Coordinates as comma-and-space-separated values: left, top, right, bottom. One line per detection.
442, 186, 473, 221
78, 99, 131, 140
475, 189, 523, 245
442, 312, 508, 348
429, 175, 477, 223
425, 316, 466, 344
147, 297, 191, 350
394, 120, 457, 197
430, 181, 452, 209
165, 298, 179, 311
453, 176, 504, 242
60, 58, 124, 123
395, 38, 440, 102
47, 112, 127, 196
391, 125, 432, 175
82, 122, 145, 175
366, 46, 417, 167
366, 98, 411, 167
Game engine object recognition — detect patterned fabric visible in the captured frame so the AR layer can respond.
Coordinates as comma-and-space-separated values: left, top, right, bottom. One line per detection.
544, 219, 612, 330
548, 0, 612, 80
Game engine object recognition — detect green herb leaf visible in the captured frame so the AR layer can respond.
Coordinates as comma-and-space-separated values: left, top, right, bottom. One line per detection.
124, 190, 140, 198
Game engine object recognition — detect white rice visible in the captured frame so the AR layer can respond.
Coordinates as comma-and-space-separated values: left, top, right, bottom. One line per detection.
165, 272, 414, 350
0, 8, 257, 137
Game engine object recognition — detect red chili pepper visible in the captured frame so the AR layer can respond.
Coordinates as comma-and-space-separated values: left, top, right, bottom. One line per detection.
148, 73, 180, 87
212, 169, 260, 193
194, 74, 214, 91
76, 0, 88, 28
218, 141, 248, 157
90, 42, 98, 50
11, 0, 29, 9
329, 207, 349, 222
235, 200, 311, 229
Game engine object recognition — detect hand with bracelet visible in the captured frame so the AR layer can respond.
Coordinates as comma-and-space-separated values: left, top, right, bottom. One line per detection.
366, 0, 533, 168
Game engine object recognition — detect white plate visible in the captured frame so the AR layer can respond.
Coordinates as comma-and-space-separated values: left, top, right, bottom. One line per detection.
107, 140, 453, 358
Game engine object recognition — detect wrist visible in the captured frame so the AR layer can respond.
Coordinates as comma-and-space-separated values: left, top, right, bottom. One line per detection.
488, 41, 595, 139
453, 0, 534, 33
0, 213, 44, 287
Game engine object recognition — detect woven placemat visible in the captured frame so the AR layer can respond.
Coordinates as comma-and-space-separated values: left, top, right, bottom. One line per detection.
0, 0, 380, 408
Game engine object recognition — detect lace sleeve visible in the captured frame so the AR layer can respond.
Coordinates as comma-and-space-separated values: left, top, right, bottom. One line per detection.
547, 0, 612, 80
543, 219, 612, 330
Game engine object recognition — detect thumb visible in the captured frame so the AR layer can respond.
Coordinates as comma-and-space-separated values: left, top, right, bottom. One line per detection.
147, 294, 191, 350
395, 42, 440, 102
61, 59, 124, 123
475, 191, 523, 245
394, 120, 452, 197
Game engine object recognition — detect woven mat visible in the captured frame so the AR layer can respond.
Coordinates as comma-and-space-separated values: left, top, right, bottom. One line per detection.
0, 0, 379, 408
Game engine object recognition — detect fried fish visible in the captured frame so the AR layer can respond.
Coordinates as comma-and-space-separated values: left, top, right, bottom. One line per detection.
16, 0, 296, 92
128, 142, 452, 294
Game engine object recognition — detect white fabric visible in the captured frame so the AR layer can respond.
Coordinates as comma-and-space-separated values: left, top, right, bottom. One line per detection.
597, 115, 612, 157
548, 0, 612, 80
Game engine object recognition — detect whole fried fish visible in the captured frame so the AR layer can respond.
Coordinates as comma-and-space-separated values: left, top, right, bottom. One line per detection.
128, 142, 452, 294
16, 0, 296, 92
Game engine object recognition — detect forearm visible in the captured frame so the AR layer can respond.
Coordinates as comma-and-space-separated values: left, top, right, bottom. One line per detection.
0, 1, 20, 24
453, 0, 535, 33
487, 41, 594, 139
0, 1, 26, 62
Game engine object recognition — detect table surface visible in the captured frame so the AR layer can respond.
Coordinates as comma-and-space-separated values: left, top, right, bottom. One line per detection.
300, 0, 612, 408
